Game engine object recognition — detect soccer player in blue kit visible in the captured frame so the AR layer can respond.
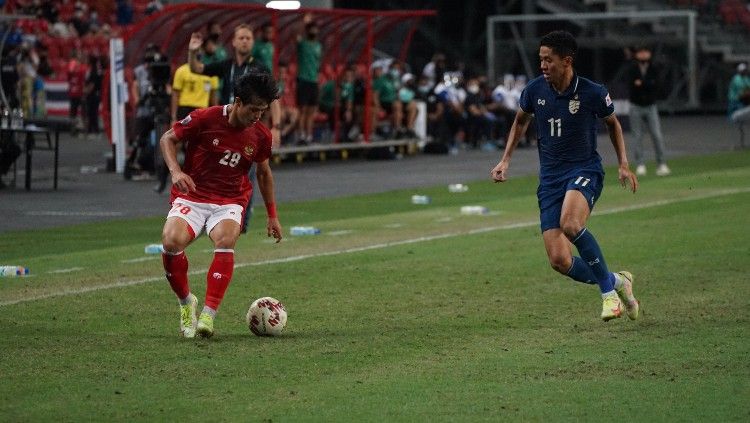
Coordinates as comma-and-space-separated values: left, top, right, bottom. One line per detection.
490, 31, 640, 321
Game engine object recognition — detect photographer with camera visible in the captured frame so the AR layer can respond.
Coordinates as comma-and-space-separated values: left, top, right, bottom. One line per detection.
127, 44, 171, 180
153, 50, 220, 193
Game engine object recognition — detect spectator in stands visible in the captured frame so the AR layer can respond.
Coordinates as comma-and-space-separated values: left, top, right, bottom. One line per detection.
67, 49, 87, 132
421, 52, 446, 90
296, 14, 322, 144
252, 22, 274, 73
34, 42, 53, 117
415, 73, 444, 140
397, 73, 418, 138
70, 8, 90, 37
17, 44, 37, 119
728, 62, 750, 123
116, 0, 134, 26
434, 72, 466, 154
319, 66, 356, 143
84, 55, 104, 136
464, 75, 499, 150
277, 61, 298, 144
1, 45, 21, 110
625, 45, 671, 176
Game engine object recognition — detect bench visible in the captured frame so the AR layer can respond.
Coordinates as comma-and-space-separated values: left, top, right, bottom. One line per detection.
272, 138, 420, 164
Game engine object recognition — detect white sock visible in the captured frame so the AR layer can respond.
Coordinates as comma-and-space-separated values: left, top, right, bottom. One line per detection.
612, 273, 623, 290
178, 293, 192, 306
202, 306, 217, 318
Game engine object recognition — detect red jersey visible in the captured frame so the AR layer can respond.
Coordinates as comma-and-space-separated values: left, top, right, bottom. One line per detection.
67, 60, 87, 98
170, 105, 272, 206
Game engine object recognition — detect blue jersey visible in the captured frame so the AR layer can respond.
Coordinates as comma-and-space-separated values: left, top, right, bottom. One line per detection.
519, 74, 615, 179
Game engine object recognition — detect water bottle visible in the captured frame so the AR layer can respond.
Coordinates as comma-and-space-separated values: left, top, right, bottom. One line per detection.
10, 108, 20, 129
460, 205, 489, 215
0, 107, 9, 129
448, 184, 469, 193
144, 244, 164, 254
411, 195, 431, 205
0, 266, 29, 277
290, 226, 321, 236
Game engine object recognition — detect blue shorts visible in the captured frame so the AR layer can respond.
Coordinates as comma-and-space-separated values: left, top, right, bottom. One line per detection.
537, 168, 604, 232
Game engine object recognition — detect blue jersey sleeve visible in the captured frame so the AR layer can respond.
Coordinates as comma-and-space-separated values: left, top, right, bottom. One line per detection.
596, 85, 615, 118
519, 86, 533, 113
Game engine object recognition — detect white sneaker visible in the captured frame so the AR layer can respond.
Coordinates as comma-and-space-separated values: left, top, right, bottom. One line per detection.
179, 294, 198, 338
656, 163, 671, 176
635, 164, 647, 176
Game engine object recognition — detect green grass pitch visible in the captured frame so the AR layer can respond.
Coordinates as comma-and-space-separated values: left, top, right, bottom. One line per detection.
0, 151, 748, 421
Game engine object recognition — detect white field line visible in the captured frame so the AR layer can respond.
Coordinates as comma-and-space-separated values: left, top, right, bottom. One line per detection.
47, 267, 84, 274
121, 256, 160, 263
2, 187, 748, 308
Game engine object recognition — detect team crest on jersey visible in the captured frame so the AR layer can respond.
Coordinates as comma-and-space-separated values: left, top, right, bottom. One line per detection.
244, 145, 254, 157
568, 95, 580, 114
212, 138, 219, 146
180, 115, 192, 125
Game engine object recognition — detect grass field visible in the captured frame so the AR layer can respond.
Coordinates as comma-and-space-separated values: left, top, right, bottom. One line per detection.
1, 151, 749, 421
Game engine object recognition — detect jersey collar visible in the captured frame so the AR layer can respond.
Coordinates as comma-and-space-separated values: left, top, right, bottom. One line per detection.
549, 73, 579, 98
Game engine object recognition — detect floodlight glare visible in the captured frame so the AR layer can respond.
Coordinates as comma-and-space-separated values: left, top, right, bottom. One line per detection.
266, 1, 301, 10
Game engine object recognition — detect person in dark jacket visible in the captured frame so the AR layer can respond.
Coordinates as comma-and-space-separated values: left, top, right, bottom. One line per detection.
626, 46, 670, 176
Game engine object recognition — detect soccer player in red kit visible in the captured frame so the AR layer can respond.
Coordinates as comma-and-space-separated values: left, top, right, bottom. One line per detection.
159, 71, 282, 338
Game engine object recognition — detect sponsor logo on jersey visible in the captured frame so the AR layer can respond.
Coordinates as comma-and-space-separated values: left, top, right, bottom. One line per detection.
180, 115, 192, 125
537, 98, 546, 106
212, 138, 220, 146
605, 93, 613, 107
212, 272, 222, 279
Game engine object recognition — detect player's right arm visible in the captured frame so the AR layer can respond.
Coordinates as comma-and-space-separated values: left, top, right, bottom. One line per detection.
159, 128, 196, 193
187, 32, 205, 74
490, 109, 532, 183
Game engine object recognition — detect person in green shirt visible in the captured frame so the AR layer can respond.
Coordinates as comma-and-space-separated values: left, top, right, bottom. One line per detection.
371, 65, 401, 139
296, 14, 322, 144
252, 23, 274, 74
319, 66, 357, 143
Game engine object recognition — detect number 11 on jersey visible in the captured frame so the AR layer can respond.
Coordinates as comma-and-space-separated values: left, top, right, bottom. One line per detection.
547, 118, 561, 137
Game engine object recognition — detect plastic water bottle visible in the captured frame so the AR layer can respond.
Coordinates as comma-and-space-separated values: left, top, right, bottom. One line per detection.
411, 195, 431, 205
0, 107, 9, 129
10, 108, 23, 129
448, 184, 469, 193
290, 226, 321, 236
144, 244, 164, 254
0, 266, 29, 277
460, 205, 489, 215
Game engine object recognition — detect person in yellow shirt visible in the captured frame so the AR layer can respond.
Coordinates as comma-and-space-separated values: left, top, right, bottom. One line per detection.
155, 61, 219, 193
170, 62, 219, 124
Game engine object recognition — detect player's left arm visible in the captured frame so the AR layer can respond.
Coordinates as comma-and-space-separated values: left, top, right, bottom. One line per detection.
269, 100, 281, 149
255, 159, 283, 243
603, 113, 638, 193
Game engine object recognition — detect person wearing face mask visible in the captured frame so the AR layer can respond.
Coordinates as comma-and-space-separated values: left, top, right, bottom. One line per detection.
296, 14, 322, 144
415, 74, 443, 141
625, 45, 671, 177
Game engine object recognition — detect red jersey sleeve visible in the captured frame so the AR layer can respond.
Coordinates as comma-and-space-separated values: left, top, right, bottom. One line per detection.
254, 123, 273, 163
172, 108, 206, 141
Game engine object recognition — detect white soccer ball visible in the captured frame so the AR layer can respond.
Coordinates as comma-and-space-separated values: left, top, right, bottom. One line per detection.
246, 297, 287, 336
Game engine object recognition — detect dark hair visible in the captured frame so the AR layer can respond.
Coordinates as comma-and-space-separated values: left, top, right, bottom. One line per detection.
540, 30, 577, 61
233, 70, 279, 105
205, 33, 220, 45
261, 22, 272, 31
